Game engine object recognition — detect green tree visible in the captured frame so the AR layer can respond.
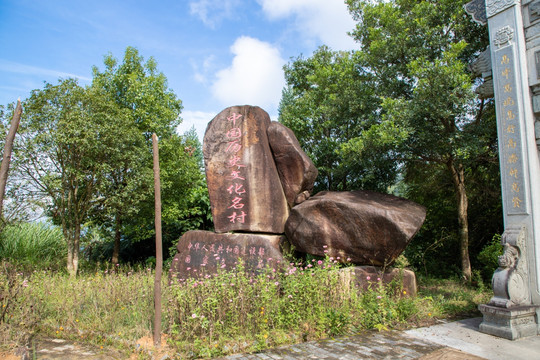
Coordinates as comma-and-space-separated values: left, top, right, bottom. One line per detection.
279, 47, 401, 192
91, 47, 181, 263
92, 47, 182, 139
121, 130, 212, 260
91, 47, 210, 263
345, 0, 495, 281
15, 79, 130, 276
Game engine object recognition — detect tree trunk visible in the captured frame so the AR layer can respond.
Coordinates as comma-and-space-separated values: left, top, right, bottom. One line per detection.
112, 214, 122, 264
66, 222, 81, 277
0, 99, 22, 221
152, 133, 163, 347
73, 221, 80, 276
67, 232, 75, 277
448, 159, 472, 282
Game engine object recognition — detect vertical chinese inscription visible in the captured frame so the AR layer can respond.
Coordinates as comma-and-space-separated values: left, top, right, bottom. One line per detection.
224, 112, 248, 225
204, 105, 289, 234
494, 45, 528, 215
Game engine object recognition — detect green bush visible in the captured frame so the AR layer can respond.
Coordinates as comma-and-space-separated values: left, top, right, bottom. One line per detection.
167, 259, 422, 357
478, 234, 503, 281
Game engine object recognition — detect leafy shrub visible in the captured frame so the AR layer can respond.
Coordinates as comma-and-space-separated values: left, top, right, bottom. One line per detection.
167, 258, 421, 357
478, 234, 503, 281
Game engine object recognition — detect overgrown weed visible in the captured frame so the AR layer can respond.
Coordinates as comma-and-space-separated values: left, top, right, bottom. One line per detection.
1, 259, 492, 358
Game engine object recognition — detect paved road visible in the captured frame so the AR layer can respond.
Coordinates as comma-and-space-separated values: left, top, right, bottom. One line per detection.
218, 330, 446, 360
22, 318, 540, 359
217, 330, 479, 360
219, 318, 540, 360
405, 317, 540, 360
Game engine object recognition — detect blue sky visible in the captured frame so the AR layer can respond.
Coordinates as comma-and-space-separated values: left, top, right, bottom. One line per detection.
0, 0, 358, 140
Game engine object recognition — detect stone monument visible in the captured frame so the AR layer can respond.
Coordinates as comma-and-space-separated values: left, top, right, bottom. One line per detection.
170, 105, 425, 296
170, 106, 291, 277
465, 0, 540, 340
203, 106, 289, 234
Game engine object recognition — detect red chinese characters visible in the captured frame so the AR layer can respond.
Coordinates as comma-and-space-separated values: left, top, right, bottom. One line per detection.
222, 112, 248, 224
183, 240, 273, 271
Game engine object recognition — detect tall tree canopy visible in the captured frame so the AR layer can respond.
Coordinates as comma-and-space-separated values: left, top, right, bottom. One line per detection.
90, 47, 210, 264
11, 47, 212, 273
90, 47, 183, 263
91, 46, 182, 139
280, 0, 501, 280
15, 79, 131, 275
280, 47, 400, 193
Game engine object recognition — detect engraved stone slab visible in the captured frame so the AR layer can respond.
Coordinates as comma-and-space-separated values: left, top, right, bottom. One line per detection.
493, 39, 529, 215
170, 230, 286, 279
340, 266, 418, 298
203, 106, 289, 233
486, 0, 519, 18
478, 0, 540, 340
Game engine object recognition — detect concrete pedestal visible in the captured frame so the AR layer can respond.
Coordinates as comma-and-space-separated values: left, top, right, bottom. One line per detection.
478, 304, 539, 340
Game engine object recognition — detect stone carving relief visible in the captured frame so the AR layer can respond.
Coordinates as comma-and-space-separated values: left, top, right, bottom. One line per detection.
486, 0, 519, 18
464, 0, 487, 25
530, 0, 540, 23
494, 25, 515, 48
489, 224, 530, 308
531, 86, 540, 151
498, 243, 519, 269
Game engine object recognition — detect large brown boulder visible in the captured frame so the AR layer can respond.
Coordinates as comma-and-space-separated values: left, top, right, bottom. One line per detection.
285, 190, 426, 266
203, 106, 289, 234
170, 230, 286, 279
267, 121, 318, 207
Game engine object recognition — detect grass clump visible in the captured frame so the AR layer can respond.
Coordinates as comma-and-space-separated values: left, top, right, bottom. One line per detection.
168, 259, 357, 356
0, 222, 66, 270
415, 276, 492, 321
1, 263, 159, 355
0, 262, 39, 351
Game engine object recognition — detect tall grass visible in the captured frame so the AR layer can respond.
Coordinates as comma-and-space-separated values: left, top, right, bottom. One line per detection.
0, 222, 66, 269
1, 260, 492, 359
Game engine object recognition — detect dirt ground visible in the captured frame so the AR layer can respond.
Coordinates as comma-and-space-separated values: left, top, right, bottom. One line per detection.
0, 334, 174, 360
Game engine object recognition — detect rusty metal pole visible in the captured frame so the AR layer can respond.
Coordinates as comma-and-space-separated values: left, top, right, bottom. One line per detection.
152, 133, 163, 347
0, 99, 22, 221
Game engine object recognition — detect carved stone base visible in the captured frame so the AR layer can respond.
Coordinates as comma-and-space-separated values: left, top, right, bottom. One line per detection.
478, 304, 539, 340
170, 230, 287, 280
339, 266, 417, 298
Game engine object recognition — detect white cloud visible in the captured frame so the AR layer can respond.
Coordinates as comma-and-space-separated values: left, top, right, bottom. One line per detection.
189, 0, 241, 29
258, 0, 357, 50
0, 59, 91, 82
177, 110, 217, 143
191, 55, 216, 84
211, 36, 285, 114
